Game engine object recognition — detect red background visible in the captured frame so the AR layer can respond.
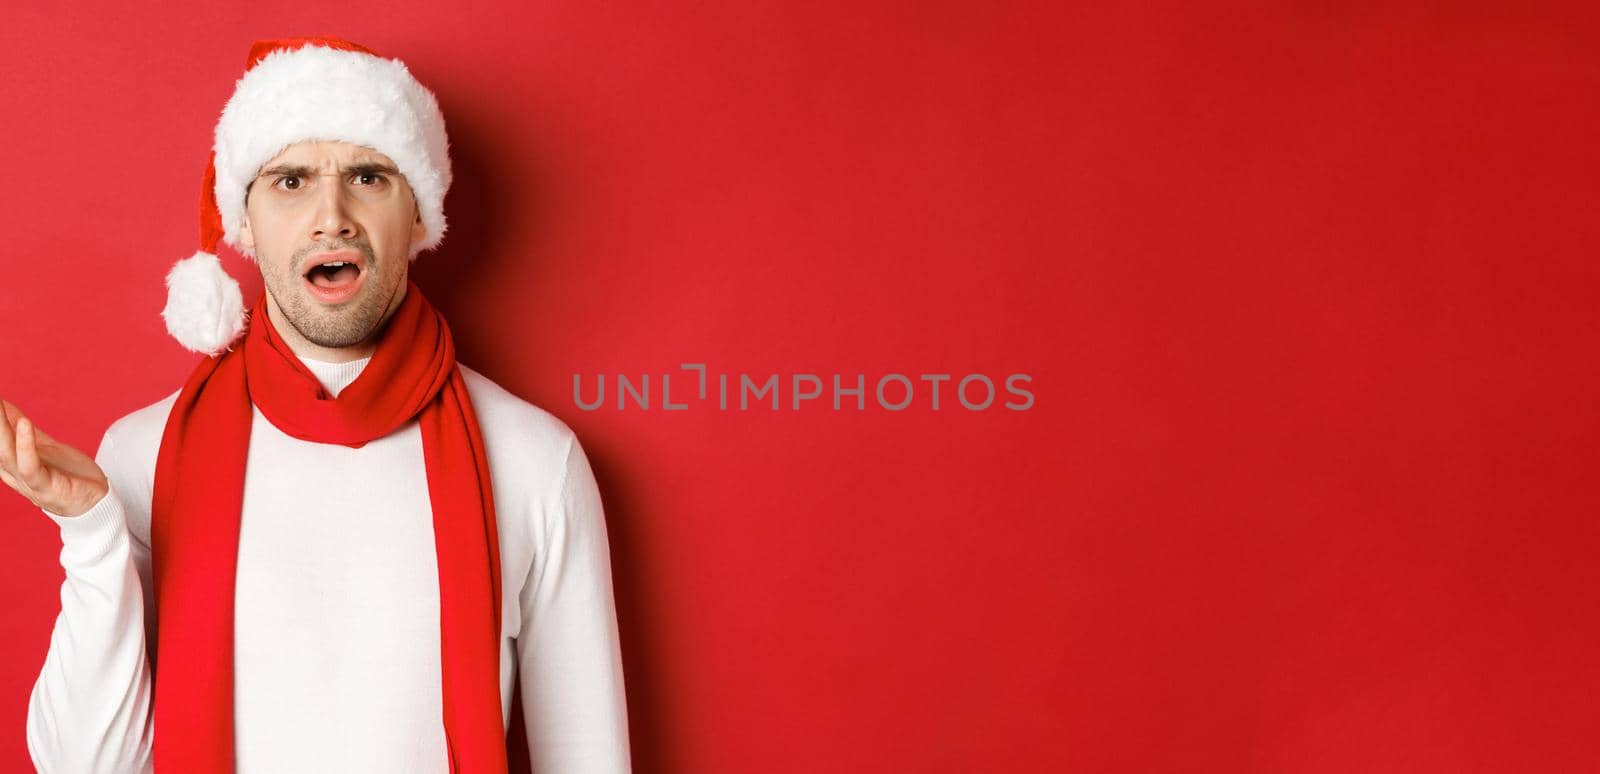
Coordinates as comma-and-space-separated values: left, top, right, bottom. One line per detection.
4, 2, 1599, 772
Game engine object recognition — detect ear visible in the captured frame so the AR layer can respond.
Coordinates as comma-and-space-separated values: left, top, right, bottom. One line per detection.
411, 204, 425, 244
240, 214, 255, 251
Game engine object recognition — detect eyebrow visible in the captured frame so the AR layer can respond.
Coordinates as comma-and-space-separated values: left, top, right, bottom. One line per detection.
256, 160, 400, 178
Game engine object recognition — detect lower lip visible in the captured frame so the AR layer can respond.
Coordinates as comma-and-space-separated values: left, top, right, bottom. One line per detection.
304, 266, 366, 304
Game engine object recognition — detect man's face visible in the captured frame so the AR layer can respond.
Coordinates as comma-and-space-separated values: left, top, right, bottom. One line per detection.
240, 140, 426, 352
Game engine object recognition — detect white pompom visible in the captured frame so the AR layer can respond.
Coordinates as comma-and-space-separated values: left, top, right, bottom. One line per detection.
160, 251, 247, 356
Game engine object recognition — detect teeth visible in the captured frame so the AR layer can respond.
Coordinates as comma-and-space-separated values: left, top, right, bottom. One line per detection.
306, 260, 357, 280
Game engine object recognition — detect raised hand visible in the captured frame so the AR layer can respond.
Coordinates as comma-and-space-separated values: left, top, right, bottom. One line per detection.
0, 399, 109, 518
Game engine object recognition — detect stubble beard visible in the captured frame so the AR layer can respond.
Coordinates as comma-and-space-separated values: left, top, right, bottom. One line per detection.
263, 242, 392, 349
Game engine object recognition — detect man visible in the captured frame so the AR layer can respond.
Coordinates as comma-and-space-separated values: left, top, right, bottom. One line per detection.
3, 35, 632, 772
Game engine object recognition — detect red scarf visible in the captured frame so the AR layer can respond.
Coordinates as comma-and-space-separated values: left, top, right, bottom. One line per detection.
150, 279, 508, 772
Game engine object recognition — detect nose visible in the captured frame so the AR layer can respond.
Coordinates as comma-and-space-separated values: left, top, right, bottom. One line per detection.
310, 175, 358, 242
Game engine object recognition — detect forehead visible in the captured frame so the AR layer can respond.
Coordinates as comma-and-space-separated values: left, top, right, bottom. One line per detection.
258, 140, 398, 170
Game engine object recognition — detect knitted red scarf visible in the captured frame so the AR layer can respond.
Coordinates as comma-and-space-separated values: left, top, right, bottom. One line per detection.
150, 279, 508, 772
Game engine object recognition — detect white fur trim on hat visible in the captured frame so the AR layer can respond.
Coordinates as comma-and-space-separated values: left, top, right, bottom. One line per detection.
212, 44, 452, 261
161, 251, 248, 356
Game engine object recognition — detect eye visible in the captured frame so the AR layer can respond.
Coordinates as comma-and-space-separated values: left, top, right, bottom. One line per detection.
273, 175, 302, 191
355, 172, 387, 186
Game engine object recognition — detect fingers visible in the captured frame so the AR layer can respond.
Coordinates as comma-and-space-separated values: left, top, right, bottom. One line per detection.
15, 416, 47, 490
0, 400, 17, 478
2, 400, 58, 446
21, 412, 55, 445
0, 400, 48, 494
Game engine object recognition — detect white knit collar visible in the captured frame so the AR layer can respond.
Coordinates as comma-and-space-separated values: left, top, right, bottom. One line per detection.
296, 353, 373, 398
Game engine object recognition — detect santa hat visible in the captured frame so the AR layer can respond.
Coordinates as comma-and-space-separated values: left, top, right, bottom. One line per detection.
160, 35, 453, 356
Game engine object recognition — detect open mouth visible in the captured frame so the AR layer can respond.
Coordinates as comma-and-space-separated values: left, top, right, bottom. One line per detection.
302, 252, 366, 303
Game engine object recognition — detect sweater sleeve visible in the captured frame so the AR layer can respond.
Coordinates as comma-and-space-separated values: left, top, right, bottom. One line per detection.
517, 434, 633, 773
25, 428, 156, 774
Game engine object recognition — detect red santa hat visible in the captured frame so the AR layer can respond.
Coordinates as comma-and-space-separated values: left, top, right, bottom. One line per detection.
160, 35, 453, 356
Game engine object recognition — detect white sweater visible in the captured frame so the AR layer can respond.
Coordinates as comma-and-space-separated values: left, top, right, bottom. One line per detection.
26, 354, 632, 773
